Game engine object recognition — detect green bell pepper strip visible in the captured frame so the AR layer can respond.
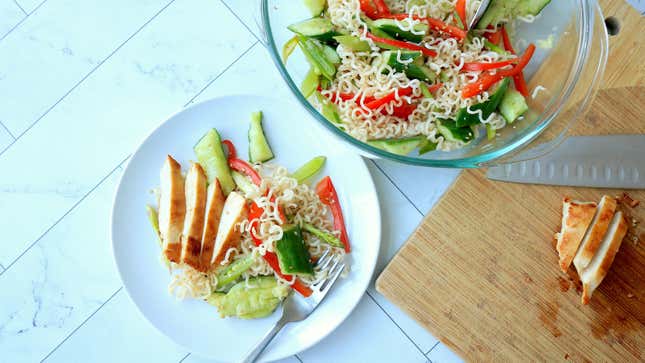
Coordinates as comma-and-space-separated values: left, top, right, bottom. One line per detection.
297, 36, 336, 80
275, 225, 314, 276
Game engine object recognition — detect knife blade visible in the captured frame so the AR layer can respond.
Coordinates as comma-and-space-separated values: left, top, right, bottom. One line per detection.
487, 135, 645, 189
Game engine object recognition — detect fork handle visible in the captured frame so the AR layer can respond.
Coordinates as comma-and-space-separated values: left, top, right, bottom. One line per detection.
239, 315, 289, 363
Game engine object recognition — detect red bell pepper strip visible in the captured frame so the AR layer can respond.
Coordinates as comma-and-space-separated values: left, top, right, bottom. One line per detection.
500, 26, 515, 53
500, 26, 530, 96
228, 158, 262, 186
483, 29, 502, 44
461, 43, 535, 98
364, 87, 414, 109
513, 72, 529, 97
461, 59, 516, 72
455, 0, 467, 30
373, 0, 390, 15
248, 202, 312, 297
365, 32, 437, 57
379, 14, 467, 40
391, 102, 417, 119
222, 139, 237, 160
359, 0, 379, 18
315, 176, 350, 253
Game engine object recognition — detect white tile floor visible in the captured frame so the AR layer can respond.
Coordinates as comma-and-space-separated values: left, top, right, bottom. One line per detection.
0, 1, 641, 362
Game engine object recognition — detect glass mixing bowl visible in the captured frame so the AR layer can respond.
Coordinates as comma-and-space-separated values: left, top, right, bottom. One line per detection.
260, 0, 608, 167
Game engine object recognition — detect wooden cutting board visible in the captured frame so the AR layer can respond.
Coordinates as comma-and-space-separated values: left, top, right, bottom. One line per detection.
375, 1, 645, 362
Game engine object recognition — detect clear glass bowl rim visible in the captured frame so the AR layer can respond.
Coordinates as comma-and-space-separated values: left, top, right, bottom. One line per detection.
260, 0, 608, 168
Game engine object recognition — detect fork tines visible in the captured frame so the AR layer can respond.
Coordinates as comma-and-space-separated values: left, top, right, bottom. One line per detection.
312, 249, 345, 296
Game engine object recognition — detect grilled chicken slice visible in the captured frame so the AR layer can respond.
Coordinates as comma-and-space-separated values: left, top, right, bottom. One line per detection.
573, 195, 617, 272
580, 211, 628, 304
180, 163, 207, 270
210, 191, 248, 267
159, 155, 186, 263
199, 179, 226, 272
555, 198, 597, 272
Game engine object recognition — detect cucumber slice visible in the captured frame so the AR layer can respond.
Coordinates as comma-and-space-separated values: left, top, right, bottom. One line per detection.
215, 255, 255, 289
301, 223, 344, 248
476, 0, 519, 29
419, 83, 434, 98
282, 35, 299, 63
418, 139, 438, 155
321, 44, 340, 64
333, 35, 371, 52
436, 119, 474, 143
248, 111, 274, 163
372, 18, 429, 43
367, 136, 424, 155
288, 18, 338, 41
303, 0, 326, 16
301, 68, 320, 98
231, 171, 256, 197
499, 88, 528, 123
194, 129, 236, 195
455, 77, 510, 127
476, 0, 550, 29
291, 156, 326, 183
486, 124, 496, 140
297, 36, 336, 80
315, 92, 343, 125
514, 0, 552, 17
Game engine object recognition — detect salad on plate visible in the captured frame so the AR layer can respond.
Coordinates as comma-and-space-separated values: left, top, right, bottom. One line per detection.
146, 111, 350, 319
284, 0, 551, 155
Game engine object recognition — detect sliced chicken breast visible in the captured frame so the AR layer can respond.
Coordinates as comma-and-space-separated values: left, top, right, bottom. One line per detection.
555, 198, 597, 272
580, 211, 628, 304
210, 191, 248, 267
180, 163, 207, 270
159, 155, 185, 263
199, 179, 226, 272
573, 195, 617, 272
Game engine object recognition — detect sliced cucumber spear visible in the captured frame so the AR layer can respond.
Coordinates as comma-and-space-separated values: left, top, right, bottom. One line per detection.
291, 156, 326, 183
194, 129, 236, 195
288, 17, 338, 41
303, 0, 326, 16
248, 111, 274, 163
499, 88, 528, 123
231, 171, 256, 197
367, 136, 425, 155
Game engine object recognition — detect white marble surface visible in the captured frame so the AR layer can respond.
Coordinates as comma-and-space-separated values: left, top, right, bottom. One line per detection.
0, 1, 642, 362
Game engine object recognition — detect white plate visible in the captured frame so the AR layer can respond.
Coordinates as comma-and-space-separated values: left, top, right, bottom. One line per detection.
111, 95, 381, 362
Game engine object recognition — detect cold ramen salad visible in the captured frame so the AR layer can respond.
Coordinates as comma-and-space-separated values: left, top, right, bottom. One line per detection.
146, 111, 350, 319
283, 0, 551, 155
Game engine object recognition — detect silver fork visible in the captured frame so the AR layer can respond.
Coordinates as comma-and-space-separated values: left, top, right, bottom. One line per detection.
239, 249, 345, 363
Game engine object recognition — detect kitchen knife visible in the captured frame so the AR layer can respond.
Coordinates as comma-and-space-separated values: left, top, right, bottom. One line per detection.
487, 135, 645, 189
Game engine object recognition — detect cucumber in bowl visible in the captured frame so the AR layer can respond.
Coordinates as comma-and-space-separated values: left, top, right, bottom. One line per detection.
477, 0, 552, 29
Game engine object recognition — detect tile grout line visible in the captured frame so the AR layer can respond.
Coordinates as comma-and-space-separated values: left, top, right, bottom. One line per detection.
12, 0, 28, 15
369, 159, 425, 216
178, 353, 190, 362
183, 40, 259, 107
0, 0, 178, 159
0, 0, 46, 41
0, 120, 17, 140
294, 354, 304, 363
425, 341, 441, 355
0, 263, 4, 272
0, 154, 130, 278
40, 287, 123, 362
218, 0, 262, 43
365, 290, 428, 359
